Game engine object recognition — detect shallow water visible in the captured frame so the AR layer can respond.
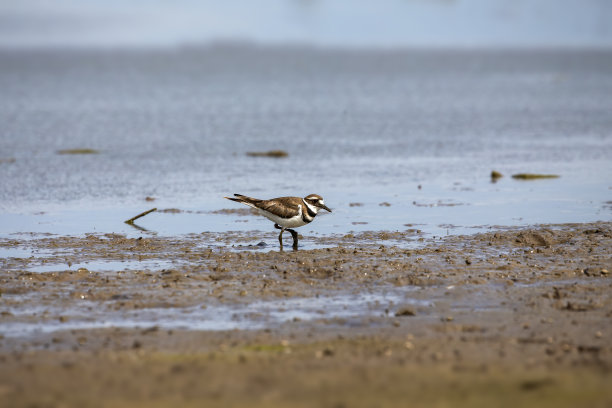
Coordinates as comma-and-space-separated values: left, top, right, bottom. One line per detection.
0, 47, 610, 342
25, 259, 177, 274
0, 47, 610, 241
0, 287, 431, 337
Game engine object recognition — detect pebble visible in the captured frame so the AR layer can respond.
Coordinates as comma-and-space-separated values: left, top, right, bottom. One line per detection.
315, 348, 334, 358
431, 352, 443, 361
395, 307, 415, 317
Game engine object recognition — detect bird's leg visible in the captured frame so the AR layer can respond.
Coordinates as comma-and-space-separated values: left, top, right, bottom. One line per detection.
274, 224, 284, 250
287, 228, 298, 250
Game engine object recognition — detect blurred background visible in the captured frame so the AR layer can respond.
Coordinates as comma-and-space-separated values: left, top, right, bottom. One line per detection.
0, 0, 611, 238
1, 0, 611, 48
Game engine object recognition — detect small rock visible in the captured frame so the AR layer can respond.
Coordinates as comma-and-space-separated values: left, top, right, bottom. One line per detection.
141, 326, 159, 335
395, 307, 416, 317
315, 348, 334, 358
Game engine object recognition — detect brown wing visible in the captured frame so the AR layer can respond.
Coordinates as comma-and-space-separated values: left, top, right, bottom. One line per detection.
257, 197, 301, 218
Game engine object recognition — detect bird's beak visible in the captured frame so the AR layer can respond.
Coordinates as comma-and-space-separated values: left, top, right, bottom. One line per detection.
321, 204, 332, 212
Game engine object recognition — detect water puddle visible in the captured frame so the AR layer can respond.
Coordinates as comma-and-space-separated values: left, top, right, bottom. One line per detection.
513, 279, 586, 289
200, 239, 340, 253
0, 246, 53, 258
0, 287, 432, 338
27, 259, 177, 273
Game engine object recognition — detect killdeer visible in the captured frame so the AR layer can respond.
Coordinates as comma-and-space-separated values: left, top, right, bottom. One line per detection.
224, 193, 332, 250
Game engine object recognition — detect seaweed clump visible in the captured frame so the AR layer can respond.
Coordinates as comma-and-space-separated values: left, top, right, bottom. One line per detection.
512, 173, 560, 180
57, 149, 100, 155
246, 150, 289, 158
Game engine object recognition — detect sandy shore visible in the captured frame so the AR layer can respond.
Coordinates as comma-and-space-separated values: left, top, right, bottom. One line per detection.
0, 222, 611, 407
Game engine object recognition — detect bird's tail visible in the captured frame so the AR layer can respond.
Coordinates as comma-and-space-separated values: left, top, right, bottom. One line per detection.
224, 194, 259, 206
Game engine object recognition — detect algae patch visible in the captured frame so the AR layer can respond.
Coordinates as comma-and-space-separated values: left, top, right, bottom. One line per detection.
246, 150, 289, 158
57, 148, 100, 155
512, 173, 560, 180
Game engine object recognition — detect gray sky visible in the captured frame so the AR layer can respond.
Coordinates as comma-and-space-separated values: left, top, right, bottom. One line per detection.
1, 0, 611, 48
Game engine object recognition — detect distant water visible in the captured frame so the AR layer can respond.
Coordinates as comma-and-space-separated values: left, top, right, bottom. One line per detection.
0, 47, 611, 239
1, 0, 611, 48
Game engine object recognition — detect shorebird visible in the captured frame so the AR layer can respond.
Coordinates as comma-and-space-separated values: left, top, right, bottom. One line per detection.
224, 193, 332, 250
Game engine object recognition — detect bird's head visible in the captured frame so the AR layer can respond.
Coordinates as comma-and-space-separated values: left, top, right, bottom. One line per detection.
304, 194, 332, 213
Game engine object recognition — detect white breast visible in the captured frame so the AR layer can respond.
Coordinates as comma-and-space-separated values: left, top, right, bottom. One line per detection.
258, 205, 309, 228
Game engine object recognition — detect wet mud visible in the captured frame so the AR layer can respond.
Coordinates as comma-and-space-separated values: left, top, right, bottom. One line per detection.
0, 222, 611, 407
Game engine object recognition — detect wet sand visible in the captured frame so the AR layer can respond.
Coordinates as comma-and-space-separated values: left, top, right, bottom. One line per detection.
0, 222, 611, 407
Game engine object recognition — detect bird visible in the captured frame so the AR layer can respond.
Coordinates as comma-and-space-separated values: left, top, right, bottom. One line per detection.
224, 193, 331, 250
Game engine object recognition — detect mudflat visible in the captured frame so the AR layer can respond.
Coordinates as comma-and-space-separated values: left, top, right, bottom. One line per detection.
0, 222, 611, 407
